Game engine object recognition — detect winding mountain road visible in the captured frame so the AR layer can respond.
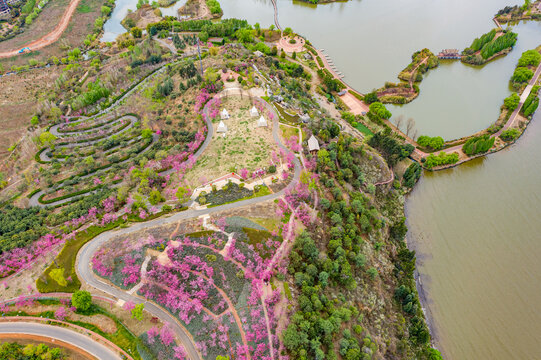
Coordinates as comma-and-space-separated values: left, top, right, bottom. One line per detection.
75, 89, 301, 360
0, 322, 122, 359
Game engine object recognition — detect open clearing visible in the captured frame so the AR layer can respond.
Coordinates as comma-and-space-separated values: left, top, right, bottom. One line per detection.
185, 96, 278, 186
0, 67, 62, 160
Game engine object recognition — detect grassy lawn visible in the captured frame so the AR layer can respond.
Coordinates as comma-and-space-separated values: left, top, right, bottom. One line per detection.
355, 122, 374, 136
36, 219, 124, 293
185, 96, 278, 187
280, 124, 299, 140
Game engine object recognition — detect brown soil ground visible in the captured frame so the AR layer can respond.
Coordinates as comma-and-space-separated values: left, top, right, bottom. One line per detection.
0, 66, 61, 161
0, 0, 104, 69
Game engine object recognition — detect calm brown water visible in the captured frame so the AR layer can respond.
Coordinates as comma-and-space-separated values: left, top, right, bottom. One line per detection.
216, 0, 541, 359
406, 110, 541, 359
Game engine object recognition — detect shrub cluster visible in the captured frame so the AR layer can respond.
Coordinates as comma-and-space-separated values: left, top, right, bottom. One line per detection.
417, 135, 444, 151
462, 135, 495, 156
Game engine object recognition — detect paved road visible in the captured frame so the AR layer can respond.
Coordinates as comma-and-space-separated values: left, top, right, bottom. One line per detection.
76, 89, 301, 360
0, 322, 122, 359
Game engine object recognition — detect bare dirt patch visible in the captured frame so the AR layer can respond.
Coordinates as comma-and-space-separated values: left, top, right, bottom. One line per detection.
0, 66, 62, 162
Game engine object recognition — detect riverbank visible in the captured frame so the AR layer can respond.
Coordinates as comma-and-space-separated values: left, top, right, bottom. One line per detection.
311, 29, 541, 170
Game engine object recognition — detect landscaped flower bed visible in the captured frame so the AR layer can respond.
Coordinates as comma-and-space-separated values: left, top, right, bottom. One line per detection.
92, 226, 283, 360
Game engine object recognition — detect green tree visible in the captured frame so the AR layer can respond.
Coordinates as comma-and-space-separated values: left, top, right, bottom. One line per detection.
39, 131, 57, 146
518, 49, 541, 67
142, 129, 153, 139
101, 5, 111, 15
368, 102, 392, 120
512, 67, 534, 83
72, 290, 92, 312
131, 303, 144, 321
131, 27, 142, 38
504, 93, 520, 110
364, 91, 378, 104
235, 28, 253, 43
50, 268, 67, 286
148, 189, 165, 205
199, 31, 209, 42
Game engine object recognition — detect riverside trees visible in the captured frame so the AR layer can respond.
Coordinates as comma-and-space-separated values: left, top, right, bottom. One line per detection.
462, 30, 518, 65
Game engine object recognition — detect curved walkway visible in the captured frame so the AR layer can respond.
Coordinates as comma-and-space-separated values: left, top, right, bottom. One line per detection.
270, 0, 282, 31
76, 89, 301, 360
0, 321, 122, 359
29, 133, 158, 207
39, 115, 139, 163
0, 0, 83, 58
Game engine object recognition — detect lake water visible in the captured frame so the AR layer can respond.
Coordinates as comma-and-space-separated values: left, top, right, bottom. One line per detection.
215, 0, 541, 359
101, 0, 187, 42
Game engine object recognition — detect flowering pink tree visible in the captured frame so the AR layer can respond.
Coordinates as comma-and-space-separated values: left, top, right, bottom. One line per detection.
160, 325, 175, 346
123, 301, 136, 312
147, 326, 160, 344
54, 306, 67, 321
239, 168, 249, 180
174, 345, 187, 360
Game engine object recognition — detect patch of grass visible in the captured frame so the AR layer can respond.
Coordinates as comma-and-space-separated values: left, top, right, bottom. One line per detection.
355, 122, 374, 136
283, 282, 293, 301
36, 219, 124, 293
185, 230, 215, 238
245, 217, 280, 232
77, 0, 93, 13
280, 124, 299, 140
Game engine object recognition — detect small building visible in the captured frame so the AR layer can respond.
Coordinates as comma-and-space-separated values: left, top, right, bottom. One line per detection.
257, 116, 268, 127
337, 90, 348, 96
217, 121, 228, 133
303, 52, 313, 60
308, 135, 320, 154
221, 108, 230, 120
254, 50, 264, 58
438, 49, 461, 59
0, 0, 11, 19
300, 113, 310, 123
249, 106, 259, 117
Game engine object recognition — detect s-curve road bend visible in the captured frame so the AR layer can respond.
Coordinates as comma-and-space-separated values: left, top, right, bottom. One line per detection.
0, 322, 122, 359
76, 92, 301, 360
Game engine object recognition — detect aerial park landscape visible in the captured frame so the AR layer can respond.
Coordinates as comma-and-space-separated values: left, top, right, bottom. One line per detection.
0, 0, 541, 359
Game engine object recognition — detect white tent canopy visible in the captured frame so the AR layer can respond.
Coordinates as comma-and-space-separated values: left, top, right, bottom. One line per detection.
308, 135, 320, 152
250, 106, 259, 117
257, 115, 268, 127
221, 108, 230, 119
217, 121, 228, 133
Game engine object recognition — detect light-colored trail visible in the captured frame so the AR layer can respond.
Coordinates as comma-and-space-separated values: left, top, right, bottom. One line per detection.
0, 0, 83, 58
